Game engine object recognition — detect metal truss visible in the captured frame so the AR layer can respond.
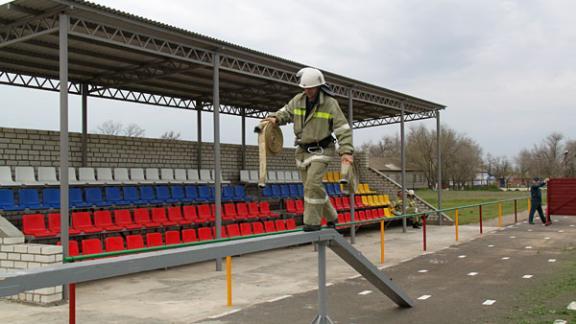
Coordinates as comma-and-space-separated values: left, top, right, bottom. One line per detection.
0, 11, 61, 49
353, 110, 438, 129
0, 69, 81, 93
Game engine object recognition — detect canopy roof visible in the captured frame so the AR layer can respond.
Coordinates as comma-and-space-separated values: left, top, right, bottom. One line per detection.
0, 0, 445, 128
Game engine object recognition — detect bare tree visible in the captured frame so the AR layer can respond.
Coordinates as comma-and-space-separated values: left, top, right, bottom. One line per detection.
161, 131, 181, 140
123, 123, 146, 137
486, 155, 513, 187
513, 132, 574, 180
96, 120, 123, 135
563, 140, 576, 177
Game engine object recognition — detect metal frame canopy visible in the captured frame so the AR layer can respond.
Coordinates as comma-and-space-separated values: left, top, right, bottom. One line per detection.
0, 0, 444, 129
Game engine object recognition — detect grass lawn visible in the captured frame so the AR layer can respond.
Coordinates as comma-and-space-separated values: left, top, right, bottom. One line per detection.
415, 189, 545, 225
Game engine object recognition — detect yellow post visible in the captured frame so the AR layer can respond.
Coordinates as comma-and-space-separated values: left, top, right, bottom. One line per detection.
226, 256, 232, 306
380, 220, 385, 264
527, 199, 531, 212
498, 203, 503, 227
455, 208, 459, 241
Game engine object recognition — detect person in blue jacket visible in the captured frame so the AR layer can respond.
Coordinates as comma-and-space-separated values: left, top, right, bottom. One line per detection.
529, 177, 550, 225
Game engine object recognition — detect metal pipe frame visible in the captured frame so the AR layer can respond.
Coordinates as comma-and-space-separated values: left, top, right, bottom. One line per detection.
213, 50, 223, 271
312, 241, 334, 324
0, 230, 413, 313
400, 102, 407, 232
81, 83, 88, 167
241, 107, 246, 170
348, 87, 355, 244
196, 100, 202, 170
437, 111, 442, 224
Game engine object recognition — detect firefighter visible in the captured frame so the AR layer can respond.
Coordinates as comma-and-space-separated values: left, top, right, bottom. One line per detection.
407, 190, 421, 229
263, 67, 353, 231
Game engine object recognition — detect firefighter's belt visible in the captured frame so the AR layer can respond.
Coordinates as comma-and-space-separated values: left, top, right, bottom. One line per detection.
255, 121, 283, 187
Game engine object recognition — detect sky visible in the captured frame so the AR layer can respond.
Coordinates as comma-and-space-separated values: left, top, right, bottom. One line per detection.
1, 0, 575, 159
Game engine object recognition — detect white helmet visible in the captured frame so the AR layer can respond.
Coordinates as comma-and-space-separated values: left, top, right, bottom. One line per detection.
297, 67, 326, 88
407, 190, 415, 196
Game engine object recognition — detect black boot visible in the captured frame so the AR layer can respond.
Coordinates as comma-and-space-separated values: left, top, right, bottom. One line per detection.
303, 224, 322, 232
326, 221, 337, 229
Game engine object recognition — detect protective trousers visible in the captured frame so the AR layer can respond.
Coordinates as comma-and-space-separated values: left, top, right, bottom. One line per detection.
296, 146, 338, 226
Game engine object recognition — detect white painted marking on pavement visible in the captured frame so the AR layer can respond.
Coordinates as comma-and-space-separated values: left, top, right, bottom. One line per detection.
417, 295, 431, 300
567, 301, 576, 311
545, 237, 551, 240
525, 246, 533, 249
326, 282, 334, 287
549, 259, 557, 263
267, 295, 292, 303
510, 236, 516, 239
458, 255, 467, 259
348, 274, 362, 279
558, 230, 565, 233
467, 272, 479, 276
488, 245, 495, 248
522, 274, 533, 279
528, 229, 533, 232
358, 290, 373, 296
482, 300, 496, 305
570, 225, 575, 227
553, 320, 567, 324
501, 257, 510, 260
208, 309, 241, 319
418, 269, 428, 273
523, 221, 528, 224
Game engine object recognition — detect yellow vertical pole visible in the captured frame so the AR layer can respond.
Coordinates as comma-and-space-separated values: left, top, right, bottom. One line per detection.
455, 208, 459, 241
226, 256, 232, 306
380, 220, 385, 264
527, 199, 531, 212
498, 203, 503, 227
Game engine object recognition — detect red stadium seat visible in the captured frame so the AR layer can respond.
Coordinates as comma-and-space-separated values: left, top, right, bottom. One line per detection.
275, 219, 286, 231
285, 199, 297, 214
248, 202, 261, 218
23, 214, 54, 238
146, 232, 163, 247
165, 230, 181, 245
182, 205, 199, 224
358, 211, 366, 221
94, 210, 122, 231
337, 213, 346, 224
104, 236, 125, 252
81, 238, 103, 255
151, 207, 177, 226
342, 197, 351, 210
344, 212, 351, 223
355, 196, 365, 208
212, 227, 227, 238
376, 208, 384, 218
114, 210, 142, 230
285, 218, 297, 230
240, 223, 253, 236
134, 208, 161, 228
334, 197, 345, 211
226, 224, 241, 237
167, 206, 187, 225
198, 227, 213, 241
182, 228, 198, 242
236, 203, 250, 219
126, 234, 145, 249
252, 222, 265, 234
260, 202, 279, 217
72, 212, 102, 234
48, 213, 81, 235
295, 200, 304, 213
264, 221, 276, 232
223, 203, 238, 220
197, 204, 212, 222
57, 241, 80, 256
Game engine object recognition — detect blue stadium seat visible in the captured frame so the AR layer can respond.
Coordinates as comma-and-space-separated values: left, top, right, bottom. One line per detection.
156, 186, 176, 203
105, 187, 130, 206
171, 185, 192, 203
222, 186, 235, 202
42, 188, 60, 209
19, 188, 42, 209
85, 187, 109, 207
184, 185, 199, 202
0, 189, 21, 211
261, 185, 273, 198
289, 184, 300, 198
271, 184, 282, 199
69, 188, 90, 208
331, 183, 342, 196
280, 185, 290, 198
140, 186, 160, 204
122, 186, 146, 205
233, 185, 250, 201
325, 184, 336, 196
198, 185, 214, 202
297, 184, 304, 197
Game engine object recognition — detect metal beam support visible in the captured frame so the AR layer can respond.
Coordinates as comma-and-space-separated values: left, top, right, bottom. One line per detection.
81, 83, 88, 167
0, 11, 60, 49
196, 100, 203, 170
313, 241, 334, 324
436, 111, 442, 222
348, 88, 355, 244
213, 51, 223, 271
400, 103, 407, 232
58, 13, 70, 300
241, 107, 246, 170
0, 230, 413, 309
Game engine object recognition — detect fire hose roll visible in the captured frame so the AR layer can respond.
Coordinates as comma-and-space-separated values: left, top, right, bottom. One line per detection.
255, 121, 283, 187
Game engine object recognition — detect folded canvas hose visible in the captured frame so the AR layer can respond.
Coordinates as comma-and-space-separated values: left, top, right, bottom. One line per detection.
339, 159, 358, 195
255, 121, 283, 187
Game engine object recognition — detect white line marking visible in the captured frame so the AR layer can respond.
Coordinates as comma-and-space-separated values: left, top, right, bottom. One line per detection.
545, 237, 551, 240
525, 246, 533, 249
482, 299, 496, 305
528, 229, 533, 232
488, 245, 495, 248
417, 295, 431, 300
567, 301, 576, 310
458, 255, 467, 259
467, 272, 479, 276
208, 309, 241, 319
326, 282, 334, 287
358, 290, 373, 296
348, 274, 362, 280
523, 221, 528, 224
510, 236, 516, 239
570, 225, 575, 227
558, 230, 565, 233
418, 269, 428, 273
522, 274, 533, 279
501, 257, 510, 260
267, 295, 292, 303
548, 259, 557, 263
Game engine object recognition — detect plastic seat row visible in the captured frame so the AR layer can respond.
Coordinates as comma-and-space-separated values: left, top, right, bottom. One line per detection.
240, 170, 301, 184
336, 208, 392, 225
261, 184, 303, 199
0, 185, 251, 211
0, 166, 231, 187
62, 219, 298, 256
22, 202, 280, 238
284, 196, 389, 215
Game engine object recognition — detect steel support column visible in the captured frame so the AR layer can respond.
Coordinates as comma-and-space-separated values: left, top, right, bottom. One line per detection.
348, 87, 355, 244
196, 100, 203, 170
312, 241, 334, 324
58, 14, 70, 300
81, 83, 88, 167
241, 107, 246, 170
400, 102, 407, 232
213, 51, 223, 271
437, 111, 442, 224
